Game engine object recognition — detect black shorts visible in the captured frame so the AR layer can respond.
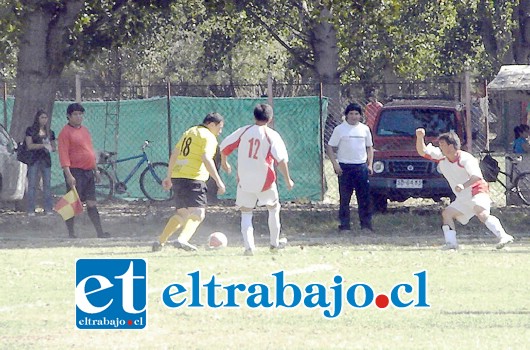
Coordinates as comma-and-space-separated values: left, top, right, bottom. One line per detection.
172, 178, 208, 209
65, 168, 96, 202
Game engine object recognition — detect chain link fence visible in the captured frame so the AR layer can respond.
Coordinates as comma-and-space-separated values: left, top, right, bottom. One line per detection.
2, 77, 527, 208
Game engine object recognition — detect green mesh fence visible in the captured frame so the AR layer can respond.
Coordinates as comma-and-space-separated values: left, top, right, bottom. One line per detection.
5, 96, 327, 201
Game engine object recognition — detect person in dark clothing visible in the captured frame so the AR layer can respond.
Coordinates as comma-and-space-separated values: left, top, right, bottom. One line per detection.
326, 103, 374, 232
25, 110, 56, 216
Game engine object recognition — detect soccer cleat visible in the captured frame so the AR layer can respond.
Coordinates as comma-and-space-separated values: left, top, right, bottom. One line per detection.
270, 241, 287, 253
68, 232, 77, 239
176, 240, 198, 252
152, 241, 163, 252
441, 243, 459, 250
243, 249, 254, 256
496, 235, 514, 250
97, 232, 111, 238
338, 224, 351, 231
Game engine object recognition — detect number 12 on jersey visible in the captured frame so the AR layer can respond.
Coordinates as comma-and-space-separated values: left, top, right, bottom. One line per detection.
248, 138, 261, 159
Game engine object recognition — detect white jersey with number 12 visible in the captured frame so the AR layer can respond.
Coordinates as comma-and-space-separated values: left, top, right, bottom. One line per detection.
220, 124, 288, 192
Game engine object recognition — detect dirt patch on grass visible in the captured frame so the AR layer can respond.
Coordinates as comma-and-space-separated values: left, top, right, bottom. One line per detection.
1, 201, 529, 250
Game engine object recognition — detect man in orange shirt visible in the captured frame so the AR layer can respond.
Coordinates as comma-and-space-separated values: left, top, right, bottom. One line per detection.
58, 103, 110, 238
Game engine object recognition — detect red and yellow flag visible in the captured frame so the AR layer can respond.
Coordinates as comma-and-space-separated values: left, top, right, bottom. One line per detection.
54, 187, 83, 220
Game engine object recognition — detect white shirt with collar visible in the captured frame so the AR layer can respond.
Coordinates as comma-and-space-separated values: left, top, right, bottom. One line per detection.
328, 121, 373, 164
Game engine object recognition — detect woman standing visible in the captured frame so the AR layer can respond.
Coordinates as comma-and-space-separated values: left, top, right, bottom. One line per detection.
25, 110, 56, 216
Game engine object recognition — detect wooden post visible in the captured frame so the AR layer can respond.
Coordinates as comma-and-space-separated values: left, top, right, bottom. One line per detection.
319, 82, 325, 201
166, 79, 172, 159
2, 82, 7, 128
267, 72, 274, 128
267, 72, 273, 107
484, 80, 490, 151
465, 69, 472, 151
75, 74, 81, 102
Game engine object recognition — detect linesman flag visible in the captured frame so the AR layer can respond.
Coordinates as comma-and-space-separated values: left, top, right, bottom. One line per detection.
54, 187, 83, 221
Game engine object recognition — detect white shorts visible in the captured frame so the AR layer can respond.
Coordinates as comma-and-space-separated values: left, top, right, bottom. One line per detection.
236, 182, 279, 209
449, 192, 491, 225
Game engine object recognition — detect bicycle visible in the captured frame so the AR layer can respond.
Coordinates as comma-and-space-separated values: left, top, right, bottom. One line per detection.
479, 150, 530, 205
95, 140, 172, 202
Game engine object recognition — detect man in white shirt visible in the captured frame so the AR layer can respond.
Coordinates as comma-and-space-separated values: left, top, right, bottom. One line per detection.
220, 104, 294, 255
326, 103, 374, 232
415, 128, 513, 249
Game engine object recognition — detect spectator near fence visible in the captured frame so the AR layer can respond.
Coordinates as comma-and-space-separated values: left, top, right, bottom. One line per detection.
58, 103, 110, 239
326, 103, 374, 232
513, 124, 530, 154
24, 109, 56, 216
364, 91, 383, 130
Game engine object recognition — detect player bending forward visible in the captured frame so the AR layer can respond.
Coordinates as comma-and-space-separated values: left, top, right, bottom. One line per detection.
152, 113, 226, 252
220, 104, 294, 256
415, 128, 514, 250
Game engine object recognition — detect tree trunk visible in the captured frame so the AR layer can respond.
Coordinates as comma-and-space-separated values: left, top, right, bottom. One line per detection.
10, 0, 85, 140
513, 0, 530, 63
381, 64, 401, 98
310, 7, 341, 136
478, 0, 530, 66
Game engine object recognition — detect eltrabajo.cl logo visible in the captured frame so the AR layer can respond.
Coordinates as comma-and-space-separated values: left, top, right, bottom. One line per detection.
75, 258, 147, 329
161, 270, 430, 318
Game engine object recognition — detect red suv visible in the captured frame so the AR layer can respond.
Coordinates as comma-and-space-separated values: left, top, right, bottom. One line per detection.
368, 99, 468, 212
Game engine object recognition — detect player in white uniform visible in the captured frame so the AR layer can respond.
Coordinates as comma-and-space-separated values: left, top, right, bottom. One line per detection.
416, 128, 513, 249
220, 104, 294, 255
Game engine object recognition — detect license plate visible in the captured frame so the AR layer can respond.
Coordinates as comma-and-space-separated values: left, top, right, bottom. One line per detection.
396, 179, 423, 189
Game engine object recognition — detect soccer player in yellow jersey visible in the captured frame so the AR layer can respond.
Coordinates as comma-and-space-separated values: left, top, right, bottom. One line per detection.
152, 113, 226, 251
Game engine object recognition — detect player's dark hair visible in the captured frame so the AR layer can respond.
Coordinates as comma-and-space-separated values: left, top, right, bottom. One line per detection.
202, 112, 224, 125
254, 104, 273, 122
67, 103, 85, 116
344, 103, 363, 116
438, 131, 461, 150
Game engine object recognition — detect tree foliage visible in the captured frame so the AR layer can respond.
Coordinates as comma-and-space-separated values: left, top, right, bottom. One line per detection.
2, 0, 530, 137
8, 0, 177, 138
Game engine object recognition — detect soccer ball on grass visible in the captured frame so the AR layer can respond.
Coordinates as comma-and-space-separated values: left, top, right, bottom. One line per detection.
208, 231, 228, 249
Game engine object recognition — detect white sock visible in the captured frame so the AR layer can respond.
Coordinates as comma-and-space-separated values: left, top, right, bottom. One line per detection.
268, 204, 281, 246
241, 211, 255, 250
442, 225, 458, 245
484, 216, 507, 239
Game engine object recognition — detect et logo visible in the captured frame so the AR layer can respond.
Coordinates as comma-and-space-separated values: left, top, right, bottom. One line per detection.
75, 259, 147, 330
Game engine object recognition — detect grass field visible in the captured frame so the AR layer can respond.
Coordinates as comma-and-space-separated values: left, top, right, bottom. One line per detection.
1, 239, 529, 349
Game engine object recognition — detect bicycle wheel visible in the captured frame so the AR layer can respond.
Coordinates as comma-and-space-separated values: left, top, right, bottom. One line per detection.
140, 162, 173, 201
95, 167, 114, 202
514, 172, 530, 205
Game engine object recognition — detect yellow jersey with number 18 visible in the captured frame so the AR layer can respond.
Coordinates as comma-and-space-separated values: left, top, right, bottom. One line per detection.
172, 125, 218, 181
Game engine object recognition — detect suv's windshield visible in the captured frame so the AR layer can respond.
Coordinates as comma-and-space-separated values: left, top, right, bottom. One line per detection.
376, 108, 457, 137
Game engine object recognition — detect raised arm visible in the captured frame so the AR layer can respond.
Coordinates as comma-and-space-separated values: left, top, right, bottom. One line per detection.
415, 128, 427, 156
